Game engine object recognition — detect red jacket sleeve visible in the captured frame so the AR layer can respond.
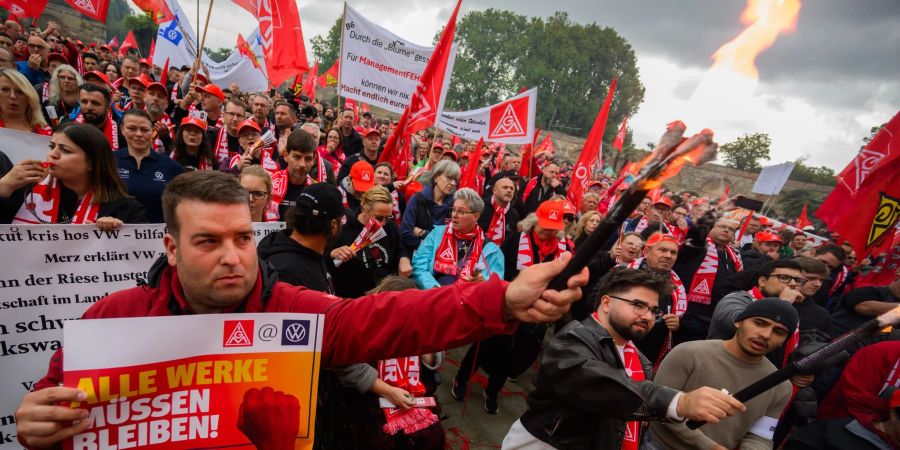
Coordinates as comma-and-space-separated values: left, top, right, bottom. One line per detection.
314, 275, 517, 367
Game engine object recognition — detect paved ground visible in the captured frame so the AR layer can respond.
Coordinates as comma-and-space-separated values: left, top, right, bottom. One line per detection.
436, 345, 539, 449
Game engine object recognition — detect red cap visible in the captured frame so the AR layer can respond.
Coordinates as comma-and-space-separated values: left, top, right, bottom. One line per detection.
654, 197, 674, 209
432, 141, 444, 150
195, 73, 209, 84
47, 53, 67, 63
563, 201, 577, 215
139, 58, 151, 67
180, 115, 208, 132
197, 83, 224, 102
646, 233, 679, 248
100, 45, 112, 51
442, 150, 458, 161
362, 128, 381, 138
755, 231, 783, 244
237, 119, 261, 135
83, 71, 113, 88
146, 80, 167, 95
536, 200, 566, 231
128, 74, 150, 88
349, 161, 375, 193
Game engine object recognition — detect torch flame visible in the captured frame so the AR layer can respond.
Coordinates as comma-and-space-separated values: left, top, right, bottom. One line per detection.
711, 0, 802, 80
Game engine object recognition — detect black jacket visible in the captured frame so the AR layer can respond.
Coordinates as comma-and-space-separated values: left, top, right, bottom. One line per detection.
256, 229, 335, 294
0, 179, 147, 225
477, 198, 519, 245
519, 318, 679, 450
332, 215, 406, 298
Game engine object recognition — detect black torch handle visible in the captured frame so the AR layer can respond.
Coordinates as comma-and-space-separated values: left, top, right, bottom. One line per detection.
686, 364, 799, 429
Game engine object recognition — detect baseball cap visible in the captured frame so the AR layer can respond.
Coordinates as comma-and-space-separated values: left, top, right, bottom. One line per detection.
755, 231, 782, 244
47, 53, 67, 63
128, 74, 150, 88
237, 119, 261, 135
349, 161, 375, 193
802, 225, 815, 232
82, 71, 113, 88
646, 233, 679, 248
195, 73, 209, 84
735, 298, 798, 334
563, 201, 577, 216
197, 83, 224, 102
362, 128, 381, 138
442, 150, 458, 161
100, 44, 112, 51
146, 79, 168, 95
654, 197, 674, 209
296, 183, 345, 220
139, 58, 151, 67
536, 200, 566, 231
180, 115, 207, 132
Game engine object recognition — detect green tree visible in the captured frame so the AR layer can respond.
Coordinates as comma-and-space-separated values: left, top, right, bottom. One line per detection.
776, 189, 823, 221
789, 160, 837, 186
123, 15, 159, 56
720, 132, 772, 172
311, 17, 342, 68
204, 47, 233, 63
863, 122, 886, 145
106, 0, 134, 43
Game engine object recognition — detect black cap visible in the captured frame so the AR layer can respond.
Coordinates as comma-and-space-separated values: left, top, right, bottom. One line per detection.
296, 183, 345, 219
735, 298, 798, 333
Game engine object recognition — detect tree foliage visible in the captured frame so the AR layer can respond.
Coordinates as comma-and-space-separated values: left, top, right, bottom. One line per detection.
204, 47, 233, 63
720, 132, 772, 172
863, 122, 886, 145
776, 189, 823, 221
789, 160, 837, 186
311, 17, 342, 68
106, 0, 134, 43
122, 15, 159, 56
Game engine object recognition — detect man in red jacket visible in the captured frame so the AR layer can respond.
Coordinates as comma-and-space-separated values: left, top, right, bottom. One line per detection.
15, 170, 589, 449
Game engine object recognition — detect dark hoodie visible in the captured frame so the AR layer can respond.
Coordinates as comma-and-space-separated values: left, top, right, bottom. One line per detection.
256, 229, 335, 294
398, 184, 453, 252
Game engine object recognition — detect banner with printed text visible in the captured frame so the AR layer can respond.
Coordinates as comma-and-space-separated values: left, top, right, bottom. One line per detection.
63, 312, 322, 449
0, 223, 284, 448
437, 88, 537, 144
338, 4, 456, 113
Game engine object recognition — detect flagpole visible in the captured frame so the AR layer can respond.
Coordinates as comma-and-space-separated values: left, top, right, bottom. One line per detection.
197, 0, 216, 68
335, 2, 348, 110
196, 0, 201, 57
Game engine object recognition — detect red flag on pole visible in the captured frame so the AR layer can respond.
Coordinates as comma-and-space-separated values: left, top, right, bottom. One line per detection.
0, 0, 49, 20
237, 34, 262, 70
613, 117, 628, 152
317, 59, 339, 87
108, 36, 119, 48
63, 0, 110, 22
132, 0, 173, 23
289, 72, 303, 97
118, 31, 137, 55
302, 61, 318, 102
816, 111, 900, 258
795, 203, 812, 229
718, 185, 731, 204
257, 0, 309, 86
379, 0, 462, 177
230, 0, 257, 16
459, 138, 485, 190
519, 128, 540, 178
566, 78, 618, 210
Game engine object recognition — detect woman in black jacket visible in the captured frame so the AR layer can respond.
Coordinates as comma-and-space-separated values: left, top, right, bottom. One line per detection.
0, 122, 146, 226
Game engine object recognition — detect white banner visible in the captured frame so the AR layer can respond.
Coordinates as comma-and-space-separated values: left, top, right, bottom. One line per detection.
437, 88, 538, 144
338, 4, 457, 113
0, 223, 284, 448
0, 128, 49, 164
751, 162, 795, 196
155, 0, 269, 92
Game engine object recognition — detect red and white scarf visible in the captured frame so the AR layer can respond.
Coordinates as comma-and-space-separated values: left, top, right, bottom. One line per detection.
377, 356, 439, 436
213, 127, 230, 161
748, 287, 800, 367
169, 149, 214, 171
687, 237, 742, 305
390, 189, 401, 224
625, 258, 687, 370
271, 168, 317, 205
40, 81, 49, 102
433, 225, 485, 282
74, 110, 118, 149
592, 311, 644, 450
151, 113, 173, 153
829, 265, 849, 296
311, 154, 327, 183
486, 197, 510, 245
517, 230, 567, 270
13, 175, 99, 224
229, 146, 279, 174
263, 200, 279, 222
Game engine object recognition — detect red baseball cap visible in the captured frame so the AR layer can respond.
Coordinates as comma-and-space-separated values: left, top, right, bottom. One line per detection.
47, 53, 67, 63
83, 71, 113, 88
536, 200, 566, 231
180, 115, 208, 132
654, 197, 674, 209
197, 83, 224, 102
350, 161, 375, 193
432, 141, 444, 151
146, 79, 168, 95
237, 119, 261, 135
195, 73, 209, 84
442, 150, 458, 161
128, 74, 152, 88
139, 58, 151, 67
362, 128, 381, 138
755, 231, 783, 244
99, 44, 112, 51
563, 201, 577, 216
646, 233, 679, 248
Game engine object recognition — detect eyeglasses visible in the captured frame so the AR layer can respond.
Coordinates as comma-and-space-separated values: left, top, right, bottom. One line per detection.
0, 86, 22, 97
372, 214, 392, 223
248, 190, 268, 201
563, 214, 576, 222
450, 208, 477, 217
608, 295, 664, 319
771, 274, 807, 285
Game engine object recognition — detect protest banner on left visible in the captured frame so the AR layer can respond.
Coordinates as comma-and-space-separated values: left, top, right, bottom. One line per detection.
63, 313, 322, 450
0, 223, 283, 449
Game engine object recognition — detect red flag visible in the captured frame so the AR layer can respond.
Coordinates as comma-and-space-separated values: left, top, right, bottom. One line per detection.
519, 128, 540, 178
302, 61, 318, 102
158, 58, 169, 86
317, 59, 339, 87
719, 185, 731, 204
257, 0, 309, 86
566, 79, 617, 210
648, 186, 662, 203
289, 72, 303, 97
119, 31, 137, 55
237, 34, 262, 70
231, 0, 256, 16
459, 138, 485, 190
380, 0, 461, 176
148, 38, 155, 63
0, 0, 49, 19
108, 36, 119, 48
796, 203, 812, 229
131, 0, 173, 23
361, 102, 370, 114
344, 98, 358, 124
63, 0, 109, 22
816, 111, 900, 258
613, 117, 628, 152
451, 135, 461, 147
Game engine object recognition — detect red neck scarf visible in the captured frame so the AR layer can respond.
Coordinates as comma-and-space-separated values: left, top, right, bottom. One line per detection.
830, 265, 848, 296
749, 287, 800, 367
377, 356, 439, 436
687, 237, 742, 305
591, 311, 644, 450
486, 197, 510, 245
13, 175, 99, 224
390, 189, 401, 224
170, 149, 214, 171
74, 110, 118, 149
214, 127, 230, 161
433, 225, 485, 281
517, 230, 566, 270
151, 113, 173, 153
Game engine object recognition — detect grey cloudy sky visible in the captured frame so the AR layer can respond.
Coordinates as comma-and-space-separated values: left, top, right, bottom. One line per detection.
190, 0, 900, 170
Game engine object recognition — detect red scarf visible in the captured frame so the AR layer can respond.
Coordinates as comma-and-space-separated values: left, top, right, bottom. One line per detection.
312, 153, 327, 183
377, 356, 439, 436
592, 311, 644, 450
625, 258, 687, 372
151, 113, 173, 153
830, 265, 849, 296
13, 175, 99, 224
486, 197, 510, 245
169, 149, 214, 171
517, 230, 567, 270
390, 189, 401, 224
749, 287, 800, 367
687, 237, 742, 305
263, 200, 279, 222
229, 146, 279, 174
433, 225, 485, 281
74, 110, 118, 148
213, 127, 230, 161
522, 176, 539, 203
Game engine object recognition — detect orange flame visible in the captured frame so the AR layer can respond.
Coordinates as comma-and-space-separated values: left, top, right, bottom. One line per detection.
711, 0, 802, 79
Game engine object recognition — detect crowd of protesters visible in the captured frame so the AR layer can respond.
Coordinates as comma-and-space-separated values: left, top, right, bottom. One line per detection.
2, 18, 900, 450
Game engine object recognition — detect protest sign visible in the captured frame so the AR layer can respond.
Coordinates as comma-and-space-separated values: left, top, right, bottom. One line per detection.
0, 128, 49, 164
437, 88, 538, 144
63, 312, 322, 450
751, 162, 795, 196
0, 223, 284, 448
339, 4, 456, 113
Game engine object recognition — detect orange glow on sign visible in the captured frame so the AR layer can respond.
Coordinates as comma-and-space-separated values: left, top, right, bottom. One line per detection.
711, 0, 802, 80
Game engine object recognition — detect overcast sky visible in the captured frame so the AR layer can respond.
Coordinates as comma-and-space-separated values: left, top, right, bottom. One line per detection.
186, 0, 900, 170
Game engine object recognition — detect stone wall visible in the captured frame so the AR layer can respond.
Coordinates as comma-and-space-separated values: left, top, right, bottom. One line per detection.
35, 0, 107, 43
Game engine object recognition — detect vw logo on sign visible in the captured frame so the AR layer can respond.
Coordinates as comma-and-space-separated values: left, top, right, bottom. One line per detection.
281, 320, 310, 345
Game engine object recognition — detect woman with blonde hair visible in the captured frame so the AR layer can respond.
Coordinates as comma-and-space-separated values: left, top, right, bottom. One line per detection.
238, 165, 278, 222
0, 69, 50, 135
332, 185, 412, 297
44, 64, 82, 123
573, 210, 602, 249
